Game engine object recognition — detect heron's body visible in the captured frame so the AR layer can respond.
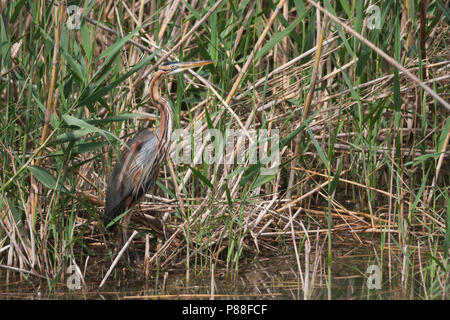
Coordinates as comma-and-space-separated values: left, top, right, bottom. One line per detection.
104, 60, 213, 230
104, 128, 159, 227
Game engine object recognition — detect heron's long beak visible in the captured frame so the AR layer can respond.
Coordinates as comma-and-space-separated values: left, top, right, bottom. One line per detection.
169, 60, 215, 74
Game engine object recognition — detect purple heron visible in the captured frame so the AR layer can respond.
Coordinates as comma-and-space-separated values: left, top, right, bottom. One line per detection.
104, 60, 214, 231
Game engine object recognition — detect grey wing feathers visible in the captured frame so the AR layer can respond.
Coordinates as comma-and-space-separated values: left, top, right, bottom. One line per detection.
104, 129, 158, 229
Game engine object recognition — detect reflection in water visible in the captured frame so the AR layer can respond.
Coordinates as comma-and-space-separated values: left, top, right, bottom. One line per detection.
1, 237, 442, 299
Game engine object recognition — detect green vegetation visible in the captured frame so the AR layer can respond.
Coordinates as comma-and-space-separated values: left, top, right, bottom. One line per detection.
0, 0, 448, 299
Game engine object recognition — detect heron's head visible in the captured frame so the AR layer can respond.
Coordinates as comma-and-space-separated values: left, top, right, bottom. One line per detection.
160, 60, 215, 74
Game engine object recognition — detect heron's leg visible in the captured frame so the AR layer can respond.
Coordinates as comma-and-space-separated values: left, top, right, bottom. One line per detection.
121, 213, 141, 265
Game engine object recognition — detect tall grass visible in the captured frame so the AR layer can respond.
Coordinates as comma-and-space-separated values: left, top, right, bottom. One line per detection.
0, 0, 448, 298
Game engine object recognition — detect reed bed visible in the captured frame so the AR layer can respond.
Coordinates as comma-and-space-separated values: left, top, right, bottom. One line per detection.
0, 0, 448, 299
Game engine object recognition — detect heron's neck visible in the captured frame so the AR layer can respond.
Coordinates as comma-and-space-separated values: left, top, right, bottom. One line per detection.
149, 71, 173, 147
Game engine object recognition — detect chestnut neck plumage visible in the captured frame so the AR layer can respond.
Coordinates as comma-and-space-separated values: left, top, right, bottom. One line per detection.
148, 70, 173, 158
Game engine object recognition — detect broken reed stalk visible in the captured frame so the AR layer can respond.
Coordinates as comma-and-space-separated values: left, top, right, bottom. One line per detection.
99, 230, 138, 289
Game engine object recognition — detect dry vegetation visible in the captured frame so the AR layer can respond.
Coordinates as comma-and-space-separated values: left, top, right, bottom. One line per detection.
0, 0, 448, 298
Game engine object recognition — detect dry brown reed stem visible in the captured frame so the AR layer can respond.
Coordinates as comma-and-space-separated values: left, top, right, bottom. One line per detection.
427, 130, 450, 204
0, 263, 46, 280
167, 158, 186, 217
146, 217, 185, 265
121, 0, 143, 113
419, 0, 428, 77
28, 3, 65, 226
278, 180, 330, 213
158, 0, 181, 41
150, 178, 239, 267
288, 206, 305, 297
166, 157, 188, 274
302, 207, 378, 224
236, 35, 340, 100
286, 17, 328, 196
231, 2, 256, 61
0, 204, 30, 267
305, 0, 450, 112
0, 65, 19, 79
303, 15, 328, 118
144, 0, 226, 75
284, 13, 328, 299
293, 167, 445, 229
40, 4, 64, 154
85, 16, 153, 55
144, 233, 151, 277
24, 5, 64, 268
178, 0, 287, 193
83, 16, 211, 93
194, 74, 253, 142
286, 13, 328, 208
214, 0, 289, 198
85, 7, 221, 96
210, 263, 215, 300
257, 61, 449, 115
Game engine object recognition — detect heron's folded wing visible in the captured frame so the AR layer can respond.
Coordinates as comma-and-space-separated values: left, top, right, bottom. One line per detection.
104, 129, 158, 226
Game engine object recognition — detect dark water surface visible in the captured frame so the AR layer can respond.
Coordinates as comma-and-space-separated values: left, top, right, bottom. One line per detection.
1, 238, 428, 300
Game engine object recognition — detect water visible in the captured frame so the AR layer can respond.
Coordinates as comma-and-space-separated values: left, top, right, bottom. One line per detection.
1, 237, 433, 299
